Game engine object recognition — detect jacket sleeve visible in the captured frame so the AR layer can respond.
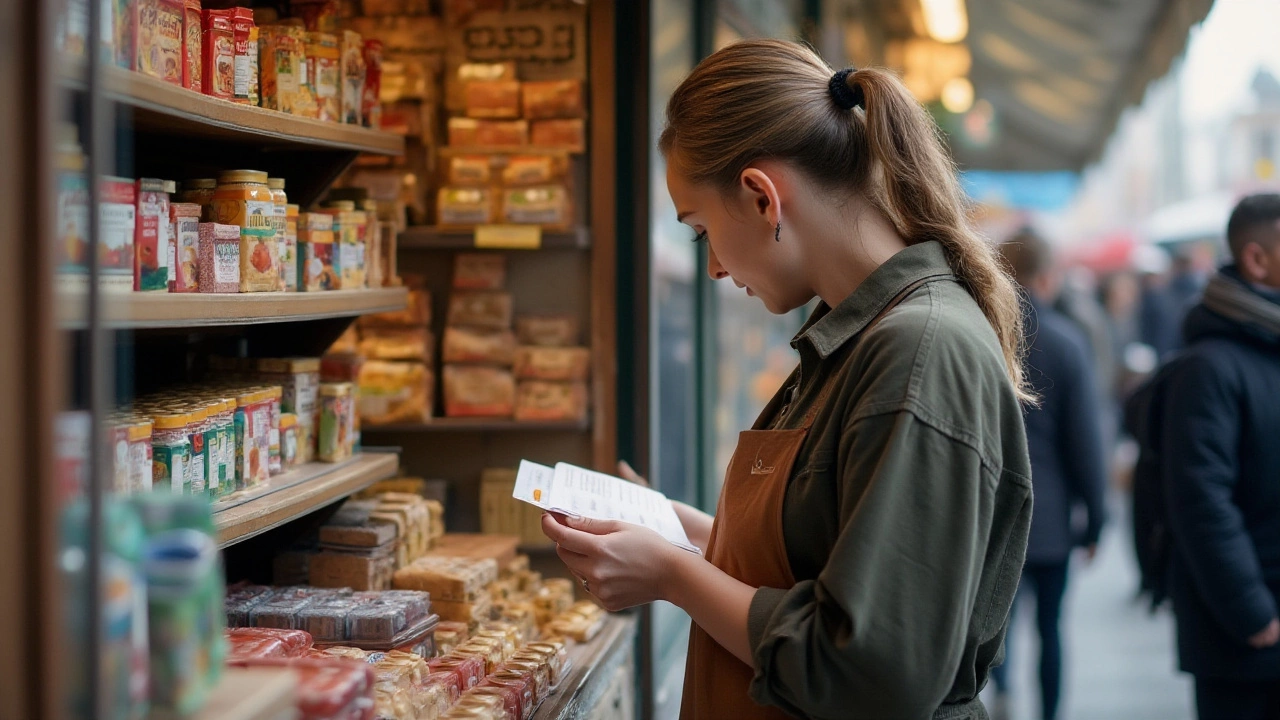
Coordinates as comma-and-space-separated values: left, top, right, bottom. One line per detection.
746, 410, 997, 720
1162, 353, 1277, 641
1058, 331, 1109, 547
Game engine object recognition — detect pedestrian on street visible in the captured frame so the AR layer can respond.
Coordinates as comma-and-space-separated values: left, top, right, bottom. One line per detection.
991, 230, 1108, 720
1161, 193, 1280, 720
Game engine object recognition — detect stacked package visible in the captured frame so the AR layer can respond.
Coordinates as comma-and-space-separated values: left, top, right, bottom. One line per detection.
479, 468, 547, 548
442, 255, 516, 418
357, 275, 434, 425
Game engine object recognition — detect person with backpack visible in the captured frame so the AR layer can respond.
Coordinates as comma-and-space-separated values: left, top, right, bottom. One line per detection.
1152, 193, 1280, 719
990, 230, 1108, 720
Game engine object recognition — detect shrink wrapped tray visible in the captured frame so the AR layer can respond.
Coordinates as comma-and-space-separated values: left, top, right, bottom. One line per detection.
513, 347, 590, 381
501, 186, 569, 226
515, 316, 580, 347
464, 80, 522, 119
531, 119, 585, 153
248, 593, 319, 630
447, 291, 513, 329
296, 595, 362, 643
443, 327, 516, 365
438, 187, 495, 226
359, 327, 432, 362
523, 640, 570, 686
226, 627, 315, 658
315, 646, 370, 663
502, 659, 549, 703
230, 656, 376, 720
483, 671, 534, 720
514, 381, 588, 422
224, 584, 274, 627
428, 654, 485, 692
453, 253, 506, 290
466, 685, 521, 720
521, 79, 584, 120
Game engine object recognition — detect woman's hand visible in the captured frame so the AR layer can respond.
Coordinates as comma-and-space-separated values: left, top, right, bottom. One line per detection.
541, 512, 680, 611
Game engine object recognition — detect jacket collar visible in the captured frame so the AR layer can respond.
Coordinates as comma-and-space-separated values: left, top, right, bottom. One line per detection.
793, 240, 955, 360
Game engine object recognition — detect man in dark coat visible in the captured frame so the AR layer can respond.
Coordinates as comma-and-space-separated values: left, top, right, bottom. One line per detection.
1163, 193, 1280, 719
991, 230, 1108, 720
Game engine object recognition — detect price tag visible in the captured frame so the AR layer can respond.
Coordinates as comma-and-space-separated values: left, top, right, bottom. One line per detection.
475, 224, 542, 250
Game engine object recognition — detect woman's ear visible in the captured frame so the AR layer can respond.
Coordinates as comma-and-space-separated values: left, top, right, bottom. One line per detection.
738, 167, 782, 226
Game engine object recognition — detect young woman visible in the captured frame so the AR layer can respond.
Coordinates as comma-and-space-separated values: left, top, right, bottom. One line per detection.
542, 40, 1033, 720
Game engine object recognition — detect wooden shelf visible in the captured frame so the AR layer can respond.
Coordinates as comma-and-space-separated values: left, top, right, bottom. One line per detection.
398, 226, 591, 250
157, 668, 296, 720
57, 287, 409, 330
363, 417, 590, 433
62, 63, 404, 156
213, 451, 399, 547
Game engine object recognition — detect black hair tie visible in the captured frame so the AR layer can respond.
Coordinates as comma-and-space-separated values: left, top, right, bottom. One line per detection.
829, 68, 864, 110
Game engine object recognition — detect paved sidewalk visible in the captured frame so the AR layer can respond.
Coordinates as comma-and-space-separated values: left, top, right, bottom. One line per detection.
986, 492, 1195, 720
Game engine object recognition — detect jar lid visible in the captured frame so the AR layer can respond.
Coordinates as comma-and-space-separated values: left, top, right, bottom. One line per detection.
163, 180, 177, 194
267, 178, 286, 190
152, 412, 191, 430
188, 406, 208, 422
280, 413, 297, 429
138, 177, 169, 193
218, 170, 269, 185
184, 178, 217, 190
320, 382, 352, 396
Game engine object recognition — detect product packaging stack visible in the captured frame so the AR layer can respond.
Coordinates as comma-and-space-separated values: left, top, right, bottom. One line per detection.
479, 467, 549, 548
442, 254, 517, 418
393, 556, 499, 629
513, 314, 590, 422
356, 274, 434, 426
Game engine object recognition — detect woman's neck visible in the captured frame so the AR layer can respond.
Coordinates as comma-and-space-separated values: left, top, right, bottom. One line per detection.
795, 198, 909, 308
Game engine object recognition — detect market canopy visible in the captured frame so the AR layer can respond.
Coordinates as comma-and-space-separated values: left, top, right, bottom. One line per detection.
829, 0, 1214, 171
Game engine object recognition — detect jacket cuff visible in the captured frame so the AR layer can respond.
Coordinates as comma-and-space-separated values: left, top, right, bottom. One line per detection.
748, 587, 788, 654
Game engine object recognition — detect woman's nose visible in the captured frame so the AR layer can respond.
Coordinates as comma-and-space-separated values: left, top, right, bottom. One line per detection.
706, 245, 730, 281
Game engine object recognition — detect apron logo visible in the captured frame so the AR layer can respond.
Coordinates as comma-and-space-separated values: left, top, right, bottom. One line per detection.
750, 451, 776, 475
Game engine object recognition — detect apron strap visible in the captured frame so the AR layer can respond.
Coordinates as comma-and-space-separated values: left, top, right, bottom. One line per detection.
797, 274, 946, 428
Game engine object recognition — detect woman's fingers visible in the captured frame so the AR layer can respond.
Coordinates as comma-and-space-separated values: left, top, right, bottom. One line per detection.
617, 460, 649, 487
541, 512, 601, 555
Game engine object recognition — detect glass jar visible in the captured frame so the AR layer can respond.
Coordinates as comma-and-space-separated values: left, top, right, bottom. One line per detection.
266, 385, 283, 476
279, 412, 298, 469
207, 398, 236, 499
152, 412, 192, 495
212, 170, 273, 229
183, 404, 210, 497
178, 178, 217, 221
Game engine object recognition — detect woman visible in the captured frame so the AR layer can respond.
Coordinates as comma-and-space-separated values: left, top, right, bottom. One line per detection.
542, 40, 1033, 720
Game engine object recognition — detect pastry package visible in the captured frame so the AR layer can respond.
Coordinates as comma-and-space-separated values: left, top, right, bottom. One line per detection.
248, 594, 317, 630
530, 119, 585, 153
319, 502, 399, 549
448, 118, 529, 148
225, 627, 315, 659
448, 155, 493, 186
447, 291, 513, 329
224, 584, 275, 627
438, 187, 495, 226
500, 155, 564, 186
521, 80, 585, 120
231, 656, 376, 720
514, 381, 588, 423
308, 549, 396, 592
359, 327, 432, 361
512, 347, 590, 381
429, 654, 485, 693
296, 595, 363, 643
443, 366, 515, 418
357, 361, 433, 426
434, 621, 470, 656
501, 659, 549, 703
515, 316, 580, 347
465, 685, 521, 720
483, 671, 535, 719
443, 327, 517, 365
448, 692, 507, 720
523, 639, 570, 686
452, 637, 504, 674
453, 253, 506, 290
501, 186, 570, 226
464, 80, 522, 119
392, 556, 497, 601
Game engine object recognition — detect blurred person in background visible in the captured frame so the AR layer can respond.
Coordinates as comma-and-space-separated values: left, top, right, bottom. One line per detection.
1159, 193, 1280, 719
1100, 271, 1141, 398
1054, 265, 1118, 443
1134, 245, 1182, 359
990, 230, 1108, 720
1167, 245, 1210, 317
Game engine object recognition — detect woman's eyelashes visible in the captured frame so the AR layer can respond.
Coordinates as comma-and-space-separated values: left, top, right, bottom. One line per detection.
690, 230, 708, 244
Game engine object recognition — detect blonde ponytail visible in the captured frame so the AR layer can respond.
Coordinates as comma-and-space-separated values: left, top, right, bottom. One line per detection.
660, 40, 1031, 401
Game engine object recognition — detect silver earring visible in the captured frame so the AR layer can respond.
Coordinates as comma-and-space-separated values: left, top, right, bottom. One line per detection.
774, 222, 781, 242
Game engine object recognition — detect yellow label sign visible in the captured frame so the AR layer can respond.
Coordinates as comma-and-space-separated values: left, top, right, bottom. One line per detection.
475, 224, 542, 250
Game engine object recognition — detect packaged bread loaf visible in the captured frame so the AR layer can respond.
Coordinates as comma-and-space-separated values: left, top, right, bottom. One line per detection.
516, 316, 580, 347
531, 119, 585, 152
464, 80, 522, 119
308, 551, 395, 591
448, 155, 492, 186
443, 327, 517, 365
392, 556, 497, 601
513, 347, 590, 381
357, 360, 432, 426
521, 80, 584, 119
447, 291, 513, 329
443, 366, 515, 418
448, 118, 528, 147
359, 327, 432, 362
437, 187, 495, 226
453, 253, 506, 290
501, 186, 570, 226
501, 155, 563, 186
515, 381, 588, 422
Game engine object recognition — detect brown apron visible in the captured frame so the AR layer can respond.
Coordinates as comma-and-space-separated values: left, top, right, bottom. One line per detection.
679, 279, 934, 720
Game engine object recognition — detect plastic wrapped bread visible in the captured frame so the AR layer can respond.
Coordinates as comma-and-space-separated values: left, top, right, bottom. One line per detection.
515, 381, 588, 422
443, 366, 515, 418
359, 327, 432, 362
357, 360, 433, 426
521, 80, 585, 119
464, 80, 522, 119
447, 291, 513, 329
512, 347, 590, 381
515, 316, 579, 347
453, 253, 507, 290
392, 556, 497, 601
443, 327, 517, 365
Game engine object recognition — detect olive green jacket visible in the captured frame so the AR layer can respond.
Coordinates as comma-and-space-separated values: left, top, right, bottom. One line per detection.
745, 241, 1032, 720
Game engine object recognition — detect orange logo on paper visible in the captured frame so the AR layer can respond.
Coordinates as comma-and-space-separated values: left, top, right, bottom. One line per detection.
533, 489, 542, 502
